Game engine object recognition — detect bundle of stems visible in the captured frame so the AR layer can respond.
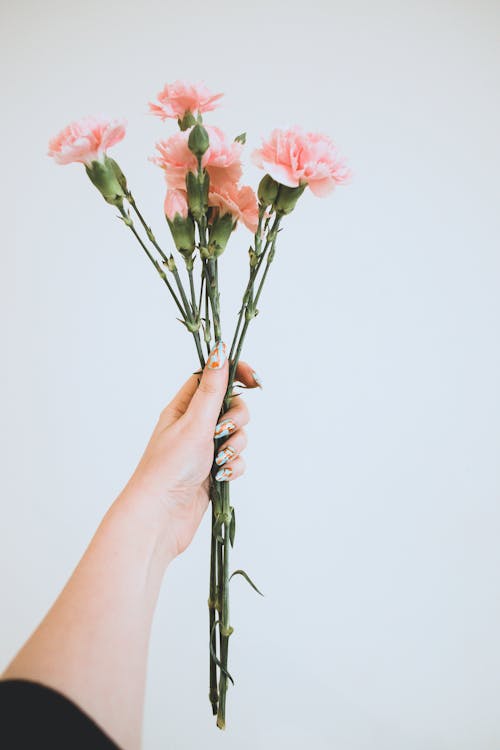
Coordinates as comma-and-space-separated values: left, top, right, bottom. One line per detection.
115, 163, 282, 730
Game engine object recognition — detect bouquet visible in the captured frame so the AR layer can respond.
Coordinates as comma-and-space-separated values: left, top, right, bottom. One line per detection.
47, 80, 349, 730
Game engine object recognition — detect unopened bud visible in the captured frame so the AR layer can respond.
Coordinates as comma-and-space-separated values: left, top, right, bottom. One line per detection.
208, 212, 236, 257
186, 170, 209, 220
166, 214, 196, 257
188, 123, 210, 158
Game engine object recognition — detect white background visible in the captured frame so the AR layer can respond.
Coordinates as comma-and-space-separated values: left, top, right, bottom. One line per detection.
1, 1, 500, 747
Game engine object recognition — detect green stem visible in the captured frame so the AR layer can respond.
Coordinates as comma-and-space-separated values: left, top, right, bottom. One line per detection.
228, 214, 282, 386
122, 197, 206, 368
117, 206, 185, 319
188, 266, 198, 318
208, 499, 219, 715
203, 259, 221, 342
216, 480, 232, 730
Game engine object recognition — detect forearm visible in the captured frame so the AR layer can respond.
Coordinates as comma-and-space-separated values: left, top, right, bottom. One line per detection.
1, 485, 175, 750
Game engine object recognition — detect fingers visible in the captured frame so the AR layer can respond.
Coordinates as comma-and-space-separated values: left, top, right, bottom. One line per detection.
159, 373, 201, 427
233, 360, 262, 389
158, 352, 260, 432
213, 396, 250, 440
214, 429, 248, 467
214, 454, 246, 482
185, 342, 229, 429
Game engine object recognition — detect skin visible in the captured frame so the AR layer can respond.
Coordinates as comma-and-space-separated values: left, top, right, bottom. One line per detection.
1, 348, 258, 750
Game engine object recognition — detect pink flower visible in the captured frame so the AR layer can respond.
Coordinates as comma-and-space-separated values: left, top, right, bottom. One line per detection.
164, 189, 189, 220
209, 183, 259, 233
48, 116, 126, 165
152, 125, 243, 191
251, 126, 350, 197
149, 80, 223, 121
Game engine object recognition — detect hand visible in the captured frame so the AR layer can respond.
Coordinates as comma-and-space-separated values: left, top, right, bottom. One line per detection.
123, 342, 261, 560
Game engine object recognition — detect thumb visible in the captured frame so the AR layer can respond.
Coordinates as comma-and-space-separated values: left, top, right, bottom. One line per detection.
186, 341, 229, 428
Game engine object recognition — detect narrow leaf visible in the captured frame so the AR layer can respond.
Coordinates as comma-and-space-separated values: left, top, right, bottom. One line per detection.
229, 506, 236, 547
210, 620, 235, 686
229, 569, 265, 597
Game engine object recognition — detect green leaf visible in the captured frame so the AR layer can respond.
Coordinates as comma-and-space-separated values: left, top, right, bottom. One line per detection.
229, 506, 236, 547
229, 569, 264, 597
234, 132, 246, 144
210, 620, 235, 686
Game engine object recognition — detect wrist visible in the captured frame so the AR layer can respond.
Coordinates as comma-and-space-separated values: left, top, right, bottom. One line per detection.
112, 480, 178, 574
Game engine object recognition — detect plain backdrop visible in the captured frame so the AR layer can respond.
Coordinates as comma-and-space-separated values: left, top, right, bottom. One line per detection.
1, 0, 499, 748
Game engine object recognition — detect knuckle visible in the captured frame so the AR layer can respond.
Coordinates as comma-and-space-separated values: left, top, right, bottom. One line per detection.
198, 379, 219, 396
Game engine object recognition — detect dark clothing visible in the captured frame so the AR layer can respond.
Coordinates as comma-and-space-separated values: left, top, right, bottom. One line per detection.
0, 679, 120, 749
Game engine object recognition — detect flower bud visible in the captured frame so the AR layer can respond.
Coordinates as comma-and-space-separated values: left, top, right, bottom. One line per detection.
208, 212, 236, 257
257, 174, 279, 206
166, 214, 196, 258
85, 155, 126, 206
274, 182, 307, 215
186, 170, 209, 220
187, 123, 210, 158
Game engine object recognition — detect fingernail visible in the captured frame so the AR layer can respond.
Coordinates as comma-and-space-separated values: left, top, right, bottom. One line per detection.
214, 418, 236, 439
215, 445, 238, 466
207, 341, 227, 369
251, 370, 263, 388
215, 466, 232, 482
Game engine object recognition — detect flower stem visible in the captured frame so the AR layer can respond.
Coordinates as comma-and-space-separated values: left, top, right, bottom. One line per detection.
228, 213, 282, 386
216, 479, 232, 730
208, 498, 219, 715
117, 206, 184, 317
120, 197, 206, 368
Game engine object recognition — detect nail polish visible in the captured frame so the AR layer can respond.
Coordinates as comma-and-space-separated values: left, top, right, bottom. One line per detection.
214, 418, 237, 439
207, 341, 227, 369
215, 445, 237, 466
215, 466, 232, 482
251, 370, 263, 388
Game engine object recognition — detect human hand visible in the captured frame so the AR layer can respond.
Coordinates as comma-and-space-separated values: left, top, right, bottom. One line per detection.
123, 342, 261, 560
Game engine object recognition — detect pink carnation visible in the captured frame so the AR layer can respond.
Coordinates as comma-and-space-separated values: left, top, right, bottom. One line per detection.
209, 184, 259, 233
152, 125, 242, 191
164, 189, 189, 220
251, 126, 350, 197
48, 116, 126, 165
149, 80, 223, 121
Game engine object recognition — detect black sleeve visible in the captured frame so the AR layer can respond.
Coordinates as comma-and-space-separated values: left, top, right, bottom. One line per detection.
0, 679, 121, 749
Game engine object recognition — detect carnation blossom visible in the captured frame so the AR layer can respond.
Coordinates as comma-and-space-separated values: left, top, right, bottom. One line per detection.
164, 189, 189, 221
251, 125, 350, 197
152, 125, 243, 191
149, 80, 223, 121
48, 116, 126, 166
209, 184, 259, 233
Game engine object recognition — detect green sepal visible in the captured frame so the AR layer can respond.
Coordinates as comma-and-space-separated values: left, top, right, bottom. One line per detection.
234, 132, 246, 144
274, 182, 307, 215
85, 155, 126, 206
257, 174, 279, 207
178, 111, 197, 131
208, 212, 235, 257
229, 506, 235, 547
229, 569, 264, 597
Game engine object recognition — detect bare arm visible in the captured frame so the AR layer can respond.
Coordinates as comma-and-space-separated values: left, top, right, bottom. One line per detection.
1, 343, 258, 750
